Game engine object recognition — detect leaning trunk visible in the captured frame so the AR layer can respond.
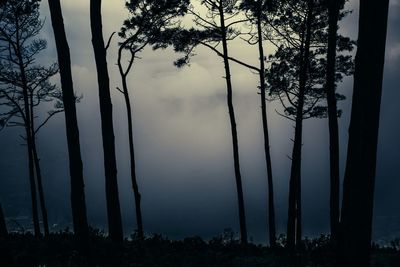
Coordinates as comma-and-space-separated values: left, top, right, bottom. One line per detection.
0, 204, 7, 239
286, 0, 314, 250
90, 0, 123, 242
219, 6, 248, 245
326, 0, 341, 243
47, 0, 89, 240
257, 12, 276, 248
338, 1, 389, 266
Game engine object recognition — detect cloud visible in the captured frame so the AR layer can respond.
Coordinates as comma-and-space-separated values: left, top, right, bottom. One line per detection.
388, 42, 400, 60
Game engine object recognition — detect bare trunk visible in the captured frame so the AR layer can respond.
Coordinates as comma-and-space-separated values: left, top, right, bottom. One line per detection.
338, 1, 389, 266
117, 45, 144, 239
0, 203, 7, 239
31, 138, 50, 237
25, 125, 40, 237
219, 5, 247, 245
29, 92, 50, 237
257, 12, 276, 248
326, 0, 340, 243
47, 0, 89, 240
90, 0, 123, 242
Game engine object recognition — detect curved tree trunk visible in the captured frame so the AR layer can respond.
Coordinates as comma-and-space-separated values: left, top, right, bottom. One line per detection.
338, 1, 389, 266
256, 12, 276, 248
47, 0, 89, 240
219, 5, 248, 245
90, 0, 123, 242
326, 0, 341, 244
117, 44, 143, 239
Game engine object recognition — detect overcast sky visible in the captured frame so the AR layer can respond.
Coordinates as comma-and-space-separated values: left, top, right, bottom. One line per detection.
0, 0, 399, 243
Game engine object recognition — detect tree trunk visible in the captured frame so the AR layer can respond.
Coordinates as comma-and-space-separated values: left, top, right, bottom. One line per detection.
219, 5, 248, 245
117, 45, 144, 239
257, 12, 276, 248
25, 125, 40, 237
338, 1, 389, 266
31, 133, 50, 237
90, 0, 123, 242
16, 44, 41, 237
326, 0, 341, 243
29, 93, 50, 237
0, 203, 7, 239
47, 0, 89, 240
286, 0, 314, 250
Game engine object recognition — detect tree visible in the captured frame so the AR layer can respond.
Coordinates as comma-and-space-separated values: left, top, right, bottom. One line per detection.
325, 0, 345, 243
0, 203, 7, 239
240, 0, 277, 247
265, 0, 352, 249
47, 0, 89, 239
0, 0, 60, 237
338, 0, 390, 266
117, 0, 189, 240
90, 0, 123, 242
173, 0, 256, 244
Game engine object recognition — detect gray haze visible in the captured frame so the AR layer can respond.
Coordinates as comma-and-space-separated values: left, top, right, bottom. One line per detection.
0, 0, 399, 244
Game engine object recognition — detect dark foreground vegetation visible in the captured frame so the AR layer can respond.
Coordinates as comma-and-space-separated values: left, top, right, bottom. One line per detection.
0, 231, 399, 267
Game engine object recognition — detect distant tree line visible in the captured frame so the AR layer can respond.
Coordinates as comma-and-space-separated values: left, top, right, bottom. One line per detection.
0, 0, 391, 266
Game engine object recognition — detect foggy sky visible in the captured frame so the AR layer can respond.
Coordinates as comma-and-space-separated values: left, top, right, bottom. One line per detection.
0, 0, 400, 243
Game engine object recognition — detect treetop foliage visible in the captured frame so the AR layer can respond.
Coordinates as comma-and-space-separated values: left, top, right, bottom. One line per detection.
0, 0, 62, 133
265, 0, 354, 120
119, 0, 190, 54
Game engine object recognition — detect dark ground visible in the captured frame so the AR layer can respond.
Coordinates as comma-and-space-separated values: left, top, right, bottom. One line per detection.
0, 229, 399, 267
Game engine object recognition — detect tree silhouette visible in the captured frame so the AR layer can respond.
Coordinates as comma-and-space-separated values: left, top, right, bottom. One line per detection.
0, 0, 61, 237
118, 0, 189, 240
265, 0, 352, 249
90, 0, 123, 242
338, 0, 390, 266
0, 203, 7, 239
47, 0, 89, 240
240, 0, 278, 247
325, 0, 345, 244
173, 0, 256, 244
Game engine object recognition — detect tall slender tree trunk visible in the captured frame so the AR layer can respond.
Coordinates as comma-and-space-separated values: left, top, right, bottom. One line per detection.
31, 134, 49, 237
90, 0, 123, 242
286, 104, 304, 250
326, 0, 341, 243
29, 93, 50, 237
256, 12, 276, 248
338, 1, 389, 266
219, 5, 248, 245
286, 0, 314, 250
0, 203, 7, 239
47, 0, 89, 240
117, 45, 144, 240
15, 43, 41, 237
25, 125, 40, 237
